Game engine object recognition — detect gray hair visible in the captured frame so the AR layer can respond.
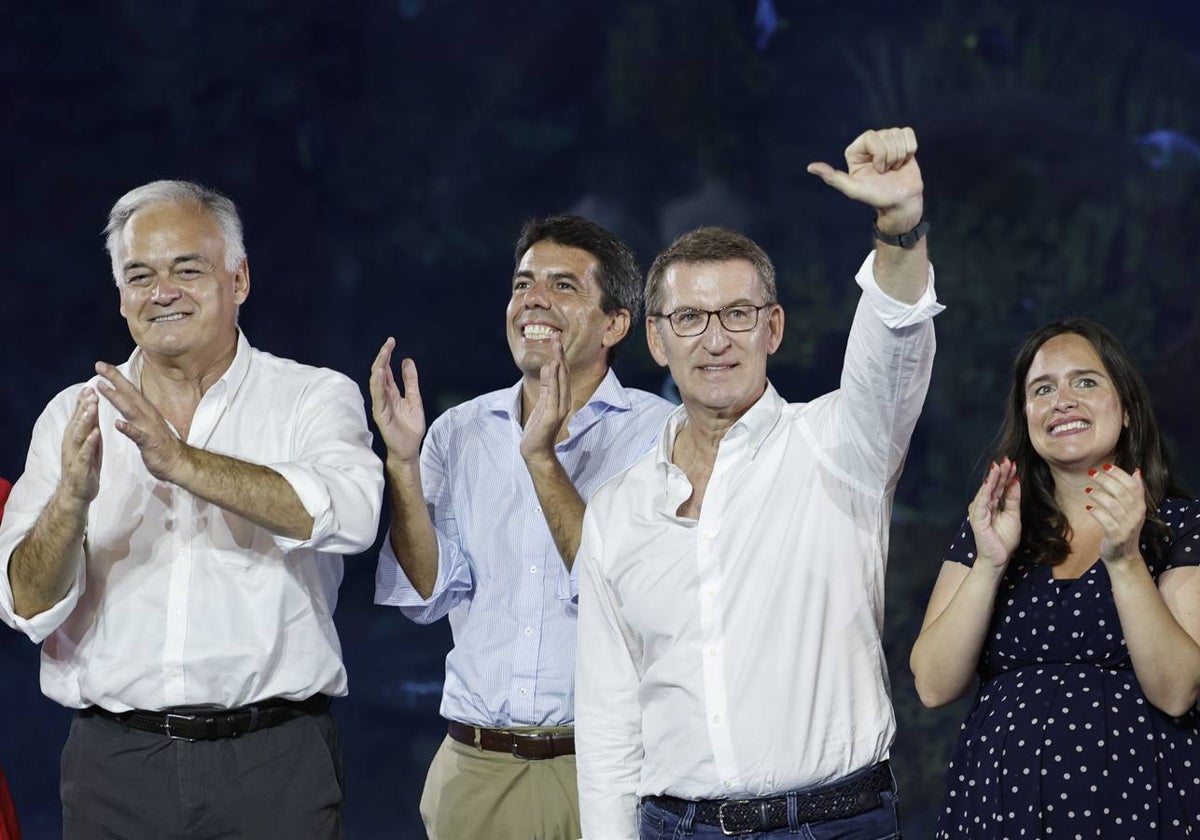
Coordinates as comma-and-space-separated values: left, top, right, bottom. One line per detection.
645, 226, 776, 317
103, 180, 246, 283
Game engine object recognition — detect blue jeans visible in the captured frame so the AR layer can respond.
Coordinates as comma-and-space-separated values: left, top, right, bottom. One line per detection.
639, 778, 900, 840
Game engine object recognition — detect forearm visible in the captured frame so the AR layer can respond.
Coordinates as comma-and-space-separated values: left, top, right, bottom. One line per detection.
8, 489, 89, 618
1109, 559, 1200, 715
521, 452, 585, 571
384, 456, 440, 599
872, 238, 929, 305
171, 445, 314, 540
911, 563, 1006, 707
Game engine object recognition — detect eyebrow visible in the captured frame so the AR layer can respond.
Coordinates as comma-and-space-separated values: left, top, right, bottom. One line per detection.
671, 297, 760, 310
513, 269, 580, 282
1026, 367, 1106, 387
121, 254, 211, 273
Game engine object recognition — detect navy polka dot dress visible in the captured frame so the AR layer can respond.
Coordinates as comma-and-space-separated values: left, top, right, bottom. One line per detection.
935, 498, 1200, 839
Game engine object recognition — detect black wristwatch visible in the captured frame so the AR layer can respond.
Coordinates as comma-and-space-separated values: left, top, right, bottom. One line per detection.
873, 218, 929, 249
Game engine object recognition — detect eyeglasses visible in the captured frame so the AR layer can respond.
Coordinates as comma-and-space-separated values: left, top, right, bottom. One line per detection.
653, 304, 771, 337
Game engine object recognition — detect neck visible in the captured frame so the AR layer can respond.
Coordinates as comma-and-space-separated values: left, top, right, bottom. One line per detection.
1050, 461, 1107, 519
520, 363, 609, 427
139, 337, 238, 401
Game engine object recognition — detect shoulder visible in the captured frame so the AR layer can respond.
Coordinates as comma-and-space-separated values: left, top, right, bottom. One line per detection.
424, 386, 514, 448
246, 347, 361, 396
1158, 496, 1200, 540
588, 447, 658, 512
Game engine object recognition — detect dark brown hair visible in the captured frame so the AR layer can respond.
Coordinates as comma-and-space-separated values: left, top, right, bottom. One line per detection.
993, 318, 1187, 565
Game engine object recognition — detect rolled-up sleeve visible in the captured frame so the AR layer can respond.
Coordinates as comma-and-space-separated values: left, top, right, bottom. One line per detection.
372, 413, 474, 623
0, 390, 88, 642
268, 371, 383, 555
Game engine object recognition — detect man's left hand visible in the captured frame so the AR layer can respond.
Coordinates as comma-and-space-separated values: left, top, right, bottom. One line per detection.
94, 362, 188, 483
806, 126, 924, 234
520, 335, 571, 462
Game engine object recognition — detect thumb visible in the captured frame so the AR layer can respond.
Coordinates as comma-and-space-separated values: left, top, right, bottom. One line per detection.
807, 162, 860, 199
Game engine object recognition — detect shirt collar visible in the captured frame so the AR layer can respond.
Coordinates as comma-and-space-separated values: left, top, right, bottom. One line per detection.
122, 329, 253, 408
655, 380, 785, 466
484, 367, 631, 425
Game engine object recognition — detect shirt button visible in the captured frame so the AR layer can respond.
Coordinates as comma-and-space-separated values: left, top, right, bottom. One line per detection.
708, 647, 717, 657
705, 588, 717, 599
524, 627, 533, 636
519, 688, 528, 695
530, 565, 538, 574
535, 506, 542, 513
712, 714, 722, 724
723, 781, 733, 789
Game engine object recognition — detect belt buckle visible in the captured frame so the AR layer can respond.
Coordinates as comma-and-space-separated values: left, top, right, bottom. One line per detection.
509, 733, 544, 760
162, 712, 198, 742
717, 801, 757, 837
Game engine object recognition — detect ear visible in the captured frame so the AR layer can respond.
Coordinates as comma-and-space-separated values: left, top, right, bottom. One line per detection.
233, 259, 250, 305
601, 308, 631, 349
646, 317, 670, 368
765, 304, 785, 356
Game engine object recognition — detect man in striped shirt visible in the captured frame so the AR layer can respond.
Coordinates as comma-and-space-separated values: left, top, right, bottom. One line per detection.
371, 215, 675, 840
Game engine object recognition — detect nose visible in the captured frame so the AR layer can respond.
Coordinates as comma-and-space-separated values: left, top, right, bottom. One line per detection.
150, 279, 182, 304
702, 316, 732, 352
1052, 387, 1078, 410
521, 279, 552, 309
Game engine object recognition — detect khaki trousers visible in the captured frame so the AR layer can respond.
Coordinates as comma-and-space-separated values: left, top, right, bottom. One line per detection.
419, 734, 580, 840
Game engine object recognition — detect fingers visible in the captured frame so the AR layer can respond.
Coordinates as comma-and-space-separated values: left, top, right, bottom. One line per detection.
67, 388, 100, 448
1085, 464, 1145, 555
399, 358, 422, 407
93, 361, 149, 421
806, 161, 859, 199
854, 127, 918, 173
370, 337, 395, 380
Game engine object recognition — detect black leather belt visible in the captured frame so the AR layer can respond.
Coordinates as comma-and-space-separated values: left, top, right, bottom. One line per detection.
645, 761, 891, 836
447, 720, 575, 760
84, 695, 330, 741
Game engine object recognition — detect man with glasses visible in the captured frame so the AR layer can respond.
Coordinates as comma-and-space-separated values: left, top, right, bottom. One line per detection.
370, 215, 674, 839
574, 127, 942, 838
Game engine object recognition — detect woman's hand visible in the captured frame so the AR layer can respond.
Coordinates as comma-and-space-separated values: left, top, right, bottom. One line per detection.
968, 457, 1022, 571
1086, 464, 1147, 567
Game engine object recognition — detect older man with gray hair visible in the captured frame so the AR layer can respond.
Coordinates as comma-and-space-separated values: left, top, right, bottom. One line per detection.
0, 180, 382, 839
575, 127, 941, 838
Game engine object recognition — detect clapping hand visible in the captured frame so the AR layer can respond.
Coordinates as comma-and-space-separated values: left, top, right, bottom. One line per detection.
968, 457, 1022, 571
370, 337, 426, 464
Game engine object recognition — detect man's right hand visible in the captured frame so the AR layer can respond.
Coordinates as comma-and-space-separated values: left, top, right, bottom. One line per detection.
370, 337, 426, 463
61, 387, 102, 505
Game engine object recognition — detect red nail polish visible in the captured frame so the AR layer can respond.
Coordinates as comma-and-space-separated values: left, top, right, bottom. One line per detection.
1084, 487, 1093, 494
1085, 504, 1093, 511
1087, 469, 1097, 477
1102, 463, 1113, 471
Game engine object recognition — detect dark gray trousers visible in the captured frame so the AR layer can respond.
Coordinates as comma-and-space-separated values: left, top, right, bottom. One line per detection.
61, 708, 344, 840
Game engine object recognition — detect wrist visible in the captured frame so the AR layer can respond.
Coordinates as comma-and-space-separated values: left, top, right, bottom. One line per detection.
873, 197, 924, 238
874, 218, 929, 249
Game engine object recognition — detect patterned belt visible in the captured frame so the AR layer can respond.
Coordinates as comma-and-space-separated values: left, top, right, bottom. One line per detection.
84, 695, 330, 741
645, 761, 891, 836
447, 720, 575, 760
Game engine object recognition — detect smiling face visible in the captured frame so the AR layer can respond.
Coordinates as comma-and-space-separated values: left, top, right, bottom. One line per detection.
647, 258, 783, 423
116, 201, 247, 367
1024, 333, 1128, 474
505, 239, 629, 388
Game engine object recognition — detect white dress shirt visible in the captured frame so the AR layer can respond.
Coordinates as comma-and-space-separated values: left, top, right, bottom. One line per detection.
0, 332, 383, 712
375, 369, 674, 727
575, 253, 942, 839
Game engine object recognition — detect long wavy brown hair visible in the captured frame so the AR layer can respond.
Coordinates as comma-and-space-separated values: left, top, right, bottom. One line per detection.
992, 318, 1189, 566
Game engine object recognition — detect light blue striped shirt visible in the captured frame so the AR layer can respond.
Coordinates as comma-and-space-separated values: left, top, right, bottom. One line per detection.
375, 369, 674, 727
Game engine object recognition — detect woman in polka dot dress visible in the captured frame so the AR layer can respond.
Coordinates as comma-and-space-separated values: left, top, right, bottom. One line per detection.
911, 319, 1200, 839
